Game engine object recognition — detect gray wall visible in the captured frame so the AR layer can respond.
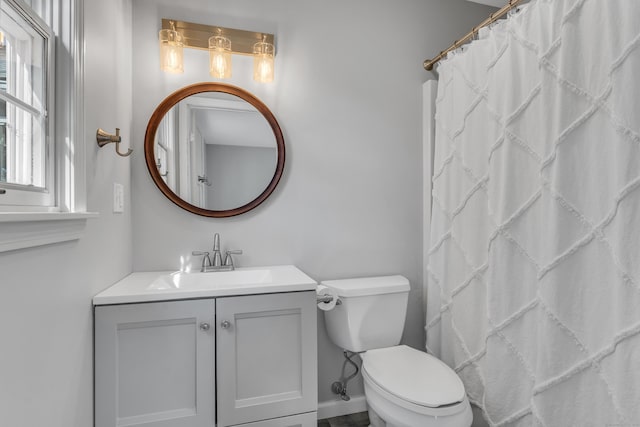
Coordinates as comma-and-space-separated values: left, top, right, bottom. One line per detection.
131, 0, 493, 405
0, 1, 133, 426
205, 144, 277, 210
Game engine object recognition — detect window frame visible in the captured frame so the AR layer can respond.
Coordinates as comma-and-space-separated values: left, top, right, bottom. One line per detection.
0, 0, 55, 209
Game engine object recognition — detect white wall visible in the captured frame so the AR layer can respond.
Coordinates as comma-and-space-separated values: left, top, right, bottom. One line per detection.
0, 1, 133, 426
131, 0, 493, 406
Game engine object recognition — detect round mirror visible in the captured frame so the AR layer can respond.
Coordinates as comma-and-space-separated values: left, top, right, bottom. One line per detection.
144, 83, 285, 217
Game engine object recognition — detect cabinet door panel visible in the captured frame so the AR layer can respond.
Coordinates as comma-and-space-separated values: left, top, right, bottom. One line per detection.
217, 292, 317, 426
95, 300, 215, 427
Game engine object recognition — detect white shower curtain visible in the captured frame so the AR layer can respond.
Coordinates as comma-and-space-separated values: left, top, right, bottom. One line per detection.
426, 0, 640, 425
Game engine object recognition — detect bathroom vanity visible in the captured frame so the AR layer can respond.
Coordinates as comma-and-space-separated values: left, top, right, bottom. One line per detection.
93, 266, 318, 427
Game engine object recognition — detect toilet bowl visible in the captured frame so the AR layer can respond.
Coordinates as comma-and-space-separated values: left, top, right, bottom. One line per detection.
321, 276, 472, 427
361, 345, 472, 427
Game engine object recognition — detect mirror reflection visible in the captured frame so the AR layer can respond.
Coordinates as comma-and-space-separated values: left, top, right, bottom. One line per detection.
153, 92, 278, 211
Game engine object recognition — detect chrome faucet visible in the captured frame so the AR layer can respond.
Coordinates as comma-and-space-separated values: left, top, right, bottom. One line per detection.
193, 233, 242, 272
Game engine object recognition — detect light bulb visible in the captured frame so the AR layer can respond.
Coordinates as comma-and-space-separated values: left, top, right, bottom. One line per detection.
159, 27, 183, 74
253, 39, 275, 83
209, 34, 232, 79
254, 56, 274, 83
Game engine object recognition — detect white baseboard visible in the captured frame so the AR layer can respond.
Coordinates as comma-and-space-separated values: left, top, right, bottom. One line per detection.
317, 395, 368, 419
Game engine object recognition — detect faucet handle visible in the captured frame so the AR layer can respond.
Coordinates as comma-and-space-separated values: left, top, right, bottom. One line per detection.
192, 251, 212, 272
223, 250, 243, 268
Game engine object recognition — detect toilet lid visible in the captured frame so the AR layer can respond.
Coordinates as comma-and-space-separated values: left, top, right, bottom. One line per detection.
361, 345, 465, 408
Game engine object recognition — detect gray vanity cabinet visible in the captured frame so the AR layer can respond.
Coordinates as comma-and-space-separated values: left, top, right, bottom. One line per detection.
94, 291, 317, 427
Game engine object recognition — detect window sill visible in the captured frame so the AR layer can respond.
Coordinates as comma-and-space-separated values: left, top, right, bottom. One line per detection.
0, 212, 99, 253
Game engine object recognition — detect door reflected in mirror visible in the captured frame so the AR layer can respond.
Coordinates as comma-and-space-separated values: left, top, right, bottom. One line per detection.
145, 83, 285, 218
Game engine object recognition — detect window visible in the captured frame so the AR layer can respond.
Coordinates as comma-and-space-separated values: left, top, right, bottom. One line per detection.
0, 0, 94, 253
0, 0, 53, 208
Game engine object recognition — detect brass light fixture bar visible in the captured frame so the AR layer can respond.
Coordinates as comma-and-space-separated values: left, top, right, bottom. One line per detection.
423, 0, 524, 71
161, 19, 275, 56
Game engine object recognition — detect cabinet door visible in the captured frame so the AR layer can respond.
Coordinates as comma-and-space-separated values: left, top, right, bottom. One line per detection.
216, 291, 317, 427
95, 300, 215, 427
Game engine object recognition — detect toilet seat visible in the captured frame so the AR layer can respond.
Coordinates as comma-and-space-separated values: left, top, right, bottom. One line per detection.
361, 345, 465, 410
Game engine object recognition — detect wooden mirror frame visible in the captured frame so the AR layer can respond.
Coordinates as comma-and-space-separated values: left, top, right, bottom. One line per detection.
144, 82, 285, 218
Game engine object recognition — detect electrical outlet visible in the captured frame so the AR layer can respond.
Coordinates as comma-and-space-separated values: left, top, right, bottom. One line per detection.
113, 183, 124, 213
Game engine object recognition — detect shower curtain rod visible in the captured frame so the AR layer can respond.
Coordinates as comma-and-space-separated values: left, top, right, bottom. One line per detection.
423, 0, 525, 71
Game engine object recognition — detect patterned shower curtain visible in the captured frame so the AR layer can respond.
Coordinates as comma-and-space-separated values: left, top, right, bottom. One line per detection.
425, 0, 640, 425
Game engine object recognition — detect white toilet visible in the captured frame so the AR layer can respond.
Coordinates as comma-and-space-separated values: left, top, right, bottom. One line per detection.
321, 275, 472, 427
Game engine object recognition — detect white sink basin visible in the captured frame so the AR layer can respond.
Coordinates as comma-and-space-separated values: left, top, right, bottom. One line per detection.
150, 268, 273, 290
93, 265, 317, 305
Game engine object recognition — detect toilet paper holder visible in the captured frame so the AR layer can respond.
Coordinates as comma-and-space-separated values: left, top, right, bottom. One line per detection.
317, 294, 341, 305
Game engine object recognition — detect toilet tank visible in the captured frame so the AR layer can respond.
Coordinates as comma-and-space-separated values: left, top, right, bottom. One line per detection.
321, 275, 410, 352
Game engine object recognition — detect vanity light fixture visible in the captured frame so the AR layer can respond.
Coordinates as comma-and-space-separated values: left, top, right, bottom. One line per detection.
158, 21, 184, 74
159, 19, 276, 83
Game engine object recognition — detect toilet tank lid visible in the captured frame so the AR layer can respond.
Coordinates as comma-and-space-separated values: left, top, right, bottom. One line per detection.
320, 275, 409, 297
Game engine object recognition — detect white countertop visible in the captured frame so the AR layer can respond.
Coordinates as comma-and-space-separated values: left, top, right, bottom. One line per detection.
93, 265, 317, 305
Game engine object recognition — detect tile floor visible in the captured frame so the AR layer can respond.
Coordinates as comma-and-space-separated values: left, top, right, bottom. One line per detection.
317, 411, 370, 427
